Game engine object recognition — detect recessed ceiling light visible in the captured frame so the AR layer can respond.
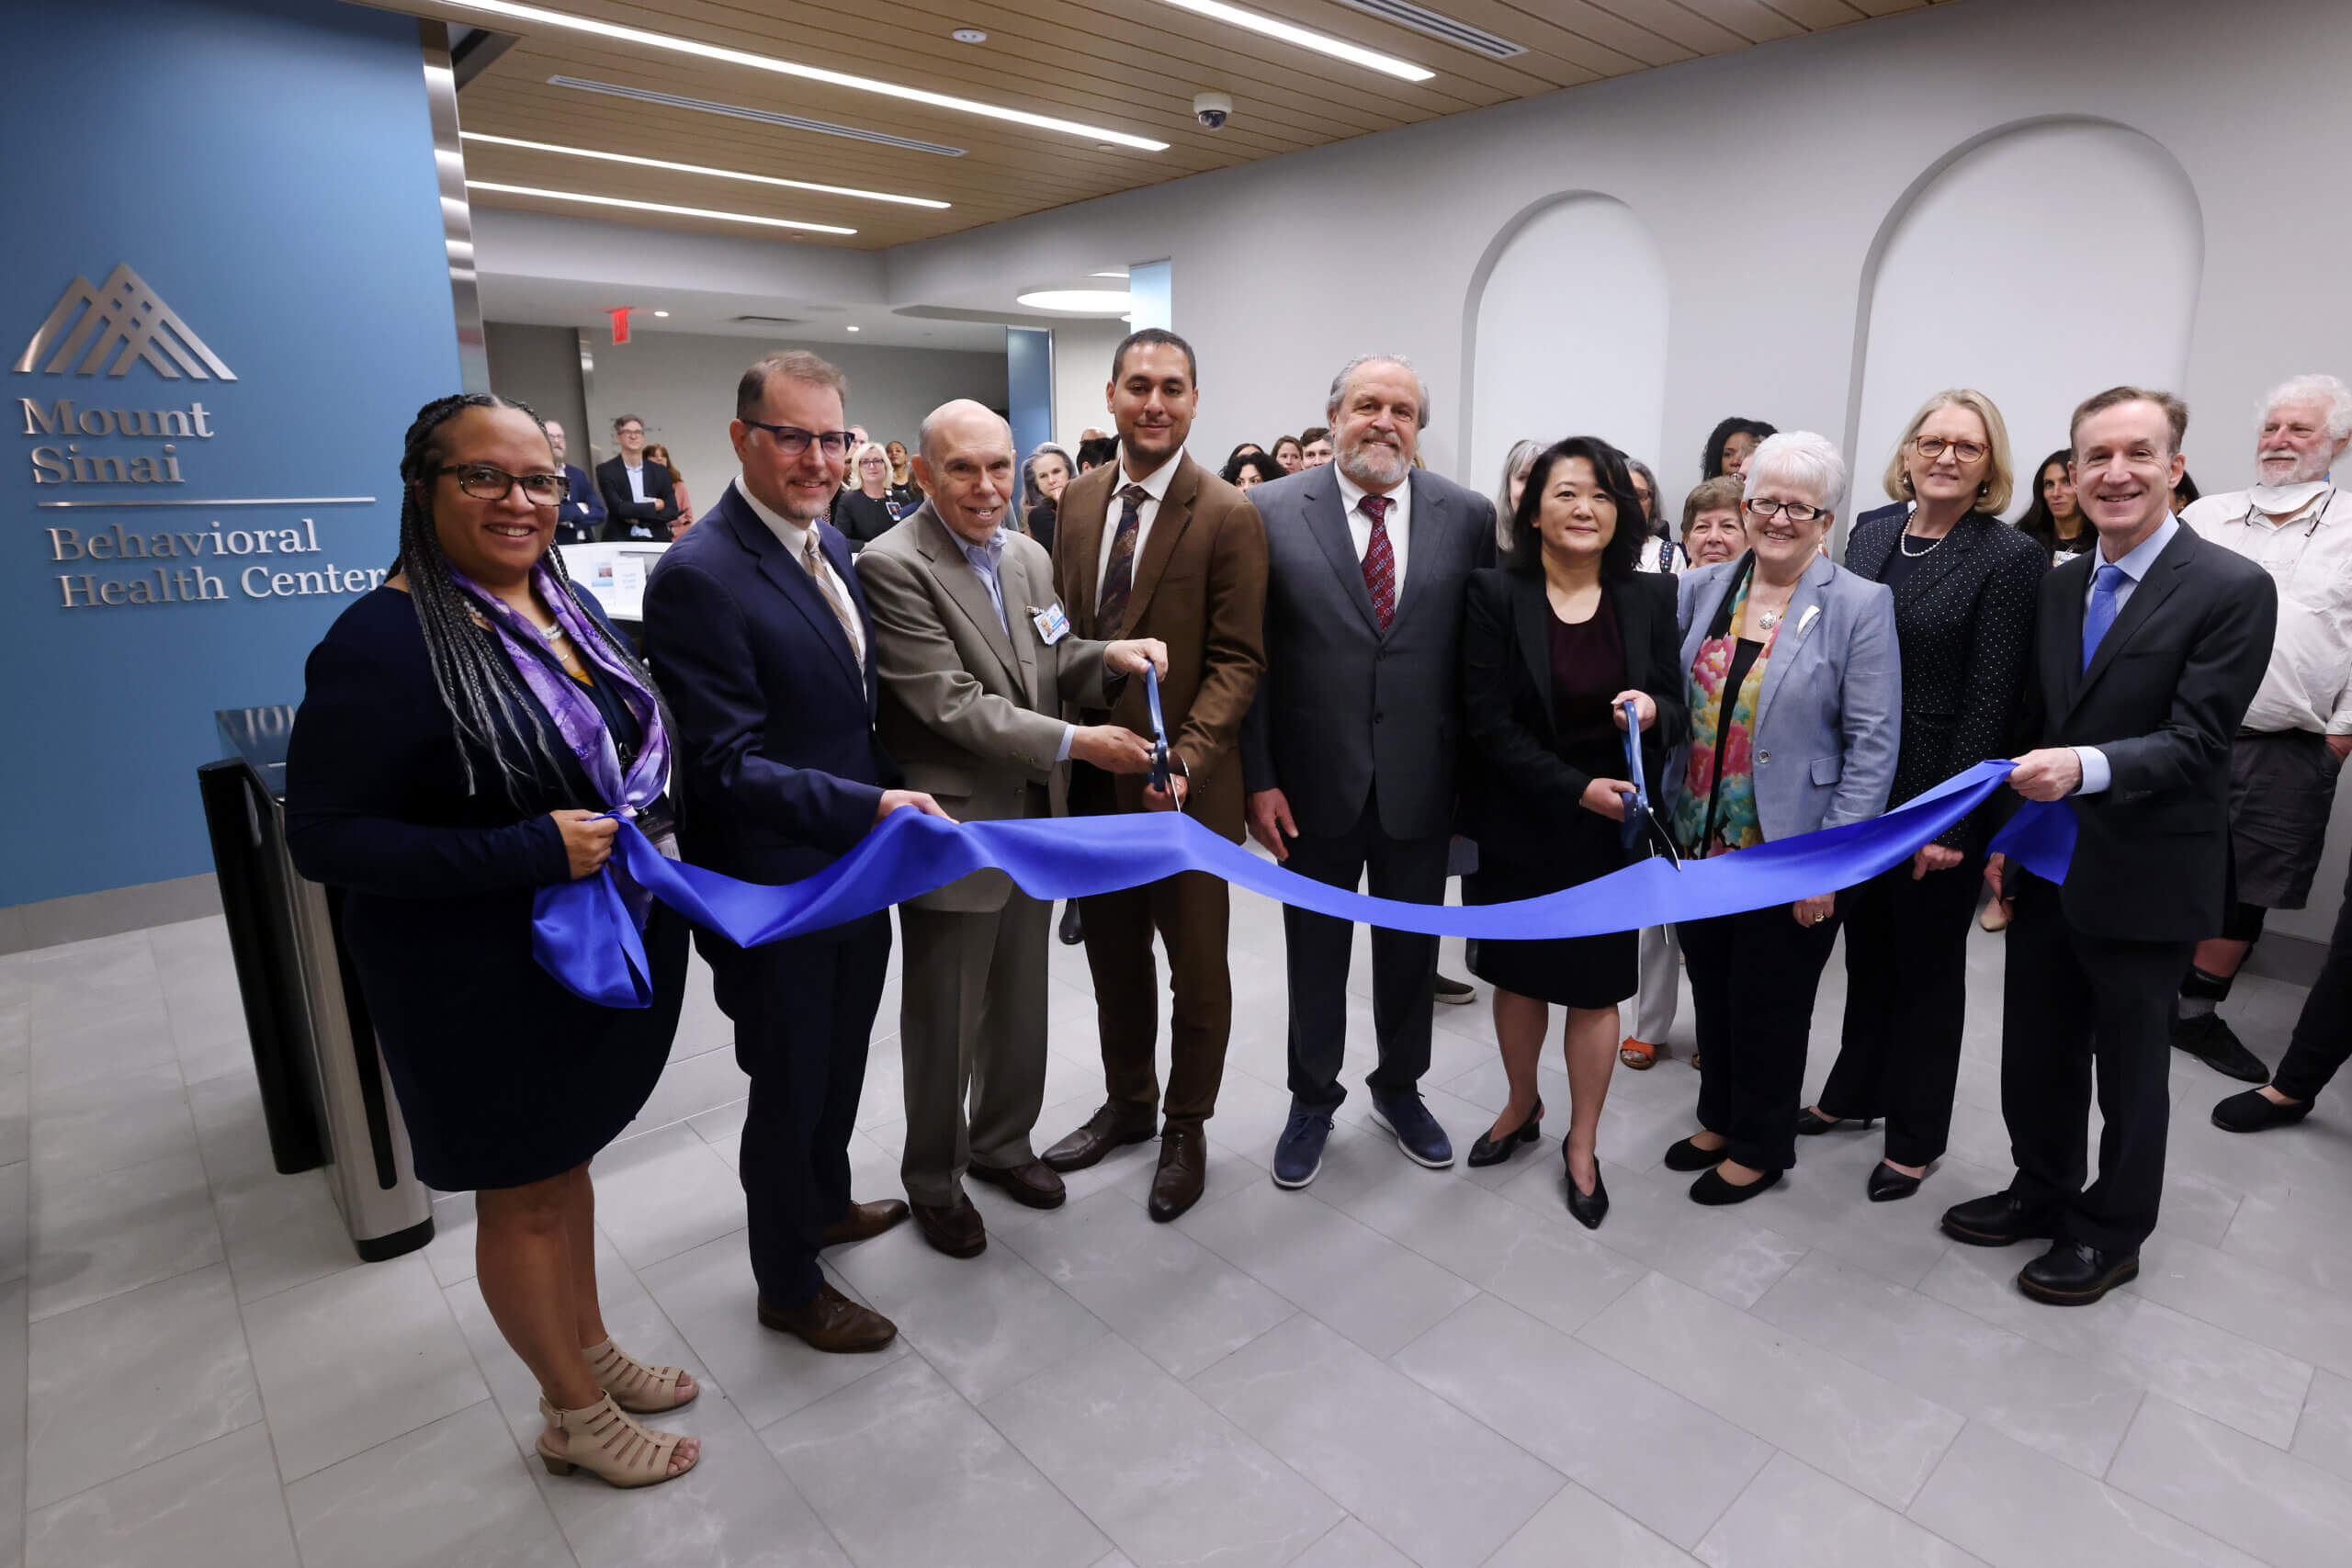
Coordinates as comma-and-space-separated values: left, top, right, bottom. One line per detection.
652, 310, 670, 317
548, 76, 967, 157
1017, 289, 1132, 313
1147, 0, 1433, 82
460, 131, 949, 209
465, 181, 857, 235
950, 28, 987, 43
443, 1, 1169, 150
846, 325, 861, 332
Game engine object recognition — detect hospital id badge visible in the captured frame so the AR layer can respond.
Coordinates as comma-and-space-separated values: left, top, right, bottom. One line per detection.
1031, 603, 1071, 645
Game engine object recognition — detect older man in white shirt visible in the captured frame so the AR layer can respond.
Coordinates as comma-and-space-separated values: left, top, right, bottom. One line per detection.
2171, 373, 2352, 1083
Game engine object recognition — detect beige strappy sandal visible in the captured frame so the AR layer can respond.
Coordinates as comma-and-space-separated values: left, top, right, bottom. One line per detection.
584, 1337, 698, 1413
537, 1393, 698, 1487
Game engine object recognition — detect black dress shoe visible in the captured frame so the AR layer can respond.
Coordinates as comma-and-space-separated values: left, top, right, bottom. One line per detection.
1467, 1100, 1544, 1168
1866, 1162, 1922, 1202
1939, 1191, 2059, 1247
2018, 1238, 2140, 1305
1057, 901, 1085, 946
1564, 1155, 1609, 1230
1796, 1108, 1873, 1137
2211, 1088, 2313, 1134
1690, 1166, 1781, 1205
2170, 1013, 2268, 1083
1663, 1135, 1724, 1172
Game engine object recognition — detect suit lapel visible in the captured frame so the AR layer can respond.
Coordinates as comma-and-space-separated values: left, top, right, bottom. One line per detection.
1512, 574, 1555, 729
1060, 468, 1109, 637
1752, 552, 1835, 736
1303, 466, 1383, 635
1894, 508, 1987, 605
2071, 527, 2195, 711
1006, 546, 1045, 705
1117, 454, 1198, 637
1386, 471, 1442, 637
729, 488, 864, 694
916, 507, 1021, 686
1847, 512, 1899, 581
2050, 550, 2094, 712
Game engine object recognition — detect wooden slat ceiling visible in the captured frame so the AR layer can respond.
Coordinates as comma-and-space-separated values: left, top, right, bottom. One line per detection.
402, 0, 1944, 250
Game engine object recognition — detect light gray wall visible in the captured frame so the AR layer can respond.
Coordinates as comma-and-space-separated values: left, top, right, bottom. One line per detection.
576, 331, 1009, 513
1049, 319, 1128, 452
483, 321, 588, 459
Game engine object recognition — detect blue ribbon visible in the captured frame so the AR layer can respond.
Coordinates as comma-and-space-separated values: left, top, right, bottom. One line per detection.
533, 758, 2076, 1009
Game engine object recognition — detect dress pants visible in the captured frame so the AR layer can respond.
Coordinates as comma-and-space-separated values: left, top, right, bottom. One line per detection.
1081, 868, 1232, 1127
1283, 787, 1450, 1111
1821, 857, 1982, 1166
1679, 903, 1841, 1173
1632, 925, 1680, 1043
707, 916, 890, 1309
2273, 851, 2352, 1104
1999, 874, 2191, 1255
896, 890, 1051, 1206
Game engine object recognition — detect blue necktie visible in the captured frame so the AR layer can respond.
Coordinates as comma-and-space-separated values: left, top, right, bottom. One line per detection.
2082, 562, 2126, 671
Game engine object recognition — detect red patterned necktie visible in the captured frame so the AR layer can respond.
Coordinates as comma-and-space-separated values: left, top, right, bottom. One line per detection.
1098, 483, 1147, 637
1361, 493, 1396, 632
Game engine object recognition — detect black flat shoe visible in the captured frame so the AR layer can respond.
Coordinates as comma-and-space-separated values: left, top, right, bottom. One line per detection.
1867, 1161, 1922, 1202
2018, 1239, 2139, 1305
1690, 1166, 1781, 1205
1796, 1108, 1873, 1136
2211, 1088, 2312, 1134
2170, 1013, 2268, 1084
1467, 1100, 1544, 1168
1663, 1135, 1724, 1172
1565, 1157, 1609, 1231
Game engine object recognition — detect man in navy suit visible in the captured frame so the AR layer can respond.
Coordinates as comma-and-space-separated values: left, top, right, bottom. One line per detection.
544, 419, 605, 545
643, 351, 944, 1352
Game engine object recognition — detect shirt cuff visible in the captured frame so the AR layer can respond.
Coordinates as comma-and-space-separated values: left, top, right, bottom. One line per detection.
2073, 745, 2112, 795
1056, 723, 1075, 763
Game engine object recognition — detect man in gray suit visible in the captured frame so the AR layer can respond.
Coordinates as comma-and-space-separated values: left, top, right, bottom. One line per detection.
1240, 355, 1498, 1189
857, 400, 1168, 1257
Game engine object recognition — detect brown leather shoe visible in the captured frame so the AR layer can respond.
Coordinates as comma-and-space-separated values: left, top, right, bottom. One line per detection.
820, 1199, 910, 1247
1148, 1122, 1206, 1223
757, 1282, 897, 1353
911, 1194, 987, 1258
1042, 1100, 1157, 1173
967, 1158, 1067, 1210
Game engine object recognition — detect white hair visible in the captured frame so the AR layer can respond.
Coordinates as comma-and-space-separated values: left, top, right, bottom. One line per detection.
2260, 374, 2352, 445
1327, 355, 1431, 431
1743, 431, 1849, 516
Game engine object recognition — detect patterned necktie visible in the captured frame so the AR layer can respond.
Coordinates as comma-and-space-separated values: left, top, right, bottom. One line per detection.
1098, 483, 1147, 637
2081, 561, 2125, 671
802, 534, 863, 666
1361, 493, 1396, 633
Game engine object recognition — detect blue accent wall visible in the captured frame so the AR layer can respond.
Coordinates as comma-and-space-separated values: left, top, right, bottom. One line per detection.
3, 0, 458, 907
1005, 327, 1054, 473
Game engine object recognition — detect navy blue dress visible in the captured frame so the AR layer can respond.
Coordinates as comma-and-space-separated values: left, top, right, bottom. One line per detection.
285, 586, 687, 1191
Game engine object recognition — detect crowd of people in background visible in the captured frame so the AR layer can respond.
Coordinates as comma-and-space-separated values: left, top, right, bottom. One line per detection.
286, 333, 2350, 1491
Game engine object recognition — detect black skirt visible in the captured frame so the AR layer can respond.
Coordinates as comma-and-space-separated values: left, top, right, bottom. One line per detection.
1464, 805, 1637, 1009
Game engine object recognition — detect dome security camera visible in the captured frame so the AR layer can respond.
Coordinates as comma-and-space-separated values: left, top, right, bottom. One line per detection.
1193, 91, 1233, 131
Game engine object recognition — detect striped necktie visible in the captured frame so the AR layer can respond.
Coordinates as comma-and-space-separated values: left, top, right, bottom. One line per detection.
802, 534, 864, 666
1098, 483, 1147, 637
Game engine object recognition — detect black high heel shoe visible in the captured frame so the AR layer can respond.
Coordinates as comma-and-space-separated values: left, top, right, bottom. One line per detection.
1795, 1108, 1875, 1137
1468, 1099, 1544, 1168
1866, 1161, 1922, 1202
1564, 1150, 1609, 1230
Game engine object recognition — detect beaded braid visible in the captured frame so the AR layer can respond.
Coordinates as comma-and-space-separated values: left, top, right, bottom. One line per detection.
395, 392, 662, 803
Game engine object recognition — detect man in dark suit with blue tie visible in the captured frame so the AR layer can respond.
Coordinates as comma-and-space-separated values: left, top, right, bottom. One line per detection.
1944, 387, 2275, 1304
643, 351, 945, 1352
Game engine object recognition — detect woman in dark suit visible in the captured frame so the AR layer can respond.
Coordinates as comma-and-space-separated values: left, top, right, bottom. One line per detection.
1459, 437, 1687, 1228
287, 394, 699, 1490
1806, 391, 2044, 1200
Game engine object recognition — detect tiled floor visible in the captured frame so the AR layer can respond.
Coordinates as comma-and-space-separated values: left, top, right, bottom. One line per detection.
5, 887, 2352, 1568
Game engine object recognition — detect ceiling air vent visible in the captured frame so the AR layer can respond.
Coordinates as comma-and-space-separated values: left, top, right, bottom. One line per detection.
1328, 0, 1525, 60
732, 315, 806, 326
547, 76, 967, 157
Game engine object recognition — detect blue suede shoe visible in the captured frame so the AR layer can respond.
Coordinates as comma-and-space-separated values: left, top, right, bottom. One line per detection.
1272, 1106, 1336, 1190
1368, 1089, 1454, 1169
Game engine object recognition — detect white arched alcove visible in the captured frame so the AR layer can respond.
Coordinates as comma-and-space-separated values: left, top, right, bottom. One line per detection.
1850, 121, 2203, 519
1464, 194, 1669, 500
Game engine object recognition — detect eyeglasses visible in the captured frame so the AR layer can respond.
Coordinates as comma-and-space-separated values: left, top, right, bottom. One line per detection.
437, 464, 566, 505
743, 420, 854, 459
1911, 436, 1989, 463
1743, 497, 1826, 523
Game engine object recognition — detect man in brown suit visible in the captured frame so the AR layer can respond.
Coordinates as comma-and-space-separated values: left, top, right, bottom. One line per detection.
857, 400, 1169, 1258
1039, 329, 1269, 1221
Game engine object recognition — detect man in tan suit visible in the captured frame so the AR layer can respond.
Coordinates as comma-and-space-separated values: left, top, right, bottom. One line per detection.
857, 400, 1169, 1258
1039, 330, 1270, 1222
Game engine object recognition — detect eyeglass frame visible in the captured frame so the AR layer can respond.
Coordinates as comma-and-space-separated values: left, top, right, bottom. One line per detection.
1741, 496, 1828, 524
435, 463, 567, 505
742, 420, 856, 460
1908, 434, 1990, 464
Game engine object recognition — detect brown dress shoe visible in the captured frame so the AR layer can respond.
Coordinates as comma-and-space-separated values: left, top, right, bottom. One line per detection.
820, 1199, 910, 1247
911, 1194, 987, 1258
758, 1282, 897, 1353
1148, 1122, 1206, 1223
967, 1158, 1067, 1210
1042, 1101, 1157, 1173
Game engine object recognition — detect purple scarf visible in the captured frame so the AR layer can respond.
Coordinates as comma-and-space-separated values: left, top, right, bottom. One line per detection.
449, 561, 671, 817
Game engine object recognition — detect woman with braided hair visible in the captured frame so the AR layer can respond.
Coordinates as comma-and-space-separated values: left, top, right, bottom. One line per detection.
287, 393, 701, 1488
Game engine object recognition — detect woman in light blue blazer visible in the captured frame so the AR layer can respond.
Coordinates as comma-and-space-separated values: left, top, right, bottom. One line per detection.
1658, 433, 1900, 1206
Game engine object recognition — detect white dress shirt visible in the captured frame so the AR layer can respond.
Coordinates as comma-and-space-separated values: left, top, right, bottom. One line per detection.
1093, 445, 1184, 599
2183, 486, 2352, 736
2072, 516, 2179, 795
625, 460, 648, 504
733, 476, 865, 665
1334, 466, 1411, 602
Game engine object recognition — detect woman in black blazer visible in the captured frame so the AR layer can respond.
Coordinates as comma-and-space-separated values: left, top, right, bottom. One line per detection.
287, 394, 700, 1489
1807, 390, 2044, 1201
1459, 437, 1688, 1228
